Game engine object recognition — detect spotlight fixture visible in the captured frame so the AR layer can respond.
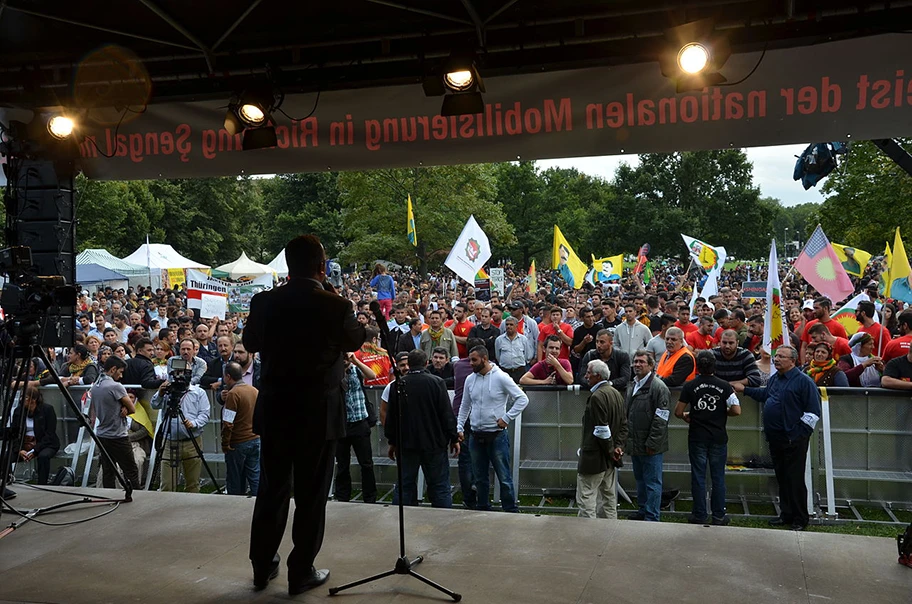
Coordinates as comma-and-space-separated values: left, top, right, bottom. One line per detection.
659, 19, 730, 92
423, 51, 485, 117
224, 85, 281, 150
47, 115, 76, 140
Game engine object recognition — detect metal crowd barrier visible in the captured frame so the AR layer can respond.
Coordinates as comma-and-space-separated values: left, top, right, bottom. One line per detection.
17, 382, 912, 517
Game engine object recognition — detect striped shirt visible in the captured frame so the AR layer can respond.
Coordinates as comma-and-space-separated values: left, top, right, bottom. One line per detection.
712, 347, 762, 387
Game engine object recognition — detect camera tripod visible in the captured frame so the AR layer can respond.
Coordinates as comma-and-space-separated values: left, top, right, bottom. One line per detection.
0, 325, 132, 538
152, 389, 222, 494
329, 302, 461, 601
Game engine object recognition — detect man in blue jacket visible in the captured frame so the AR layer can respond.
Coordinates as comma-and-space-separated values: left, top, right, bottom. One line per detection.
734, 345, 821, 531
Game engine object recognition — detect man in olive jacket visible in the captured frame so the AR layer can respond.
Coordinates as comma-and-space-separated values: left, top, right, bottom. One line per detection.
625, 349, 671, 522
576, 359, 628, 520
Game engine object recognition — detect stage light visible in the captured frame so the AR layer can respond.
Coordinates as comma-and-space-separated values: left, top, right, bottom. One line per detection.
47, 115, 75, 140
444, 70, 474, 92
238, 103, 267, 127
659, 19, 730, 92
424, 52, 486, 117
242, 126, 278, 151
678, 43, 709, 74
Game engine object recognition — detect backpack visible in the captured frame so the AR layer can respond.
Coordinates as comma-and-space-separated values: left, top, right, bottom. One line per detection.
50, 466, 76, 487
898, 523, 912, 568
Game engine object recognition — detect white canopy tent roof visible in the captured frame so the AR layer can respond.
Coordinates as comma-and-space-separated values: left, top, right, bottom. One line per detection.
267, 249, 288, 279
76, 248, 149, 276
214, 252, 276, 280
122, 243, 210, 270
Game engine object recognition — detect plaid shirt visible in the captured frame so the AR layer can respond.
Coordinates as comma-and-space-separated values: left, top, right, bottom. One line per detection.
344, 364, 369, 424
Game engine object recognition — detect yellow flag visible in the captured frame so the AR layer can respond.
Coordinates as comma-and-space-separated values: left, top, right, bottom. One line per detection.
528, 260, 537, 294
886, 228, 912, 303
831, 242, 872, 278
879, 242, 892, 296
591, 254, 623, 282
407, 194, 417, 246
552, 226, 588, 290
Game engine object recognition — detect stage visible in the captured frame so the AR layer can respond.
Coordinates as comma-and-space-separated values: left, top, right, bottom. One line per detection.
0, 487, 907, 603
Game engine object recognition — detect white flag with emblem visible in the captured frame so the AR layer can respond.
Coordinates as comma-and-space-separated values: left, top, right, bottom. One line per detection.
445, 215, 491, 284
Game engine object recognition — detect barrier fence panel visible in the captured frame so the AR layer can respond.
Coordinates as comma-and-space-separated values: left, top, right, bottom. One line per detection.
15, 383, 912, 518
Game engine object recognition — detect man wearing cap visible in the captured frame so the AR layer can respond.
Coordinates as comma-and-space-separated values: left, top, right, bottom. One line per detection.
500, 300, 540, 344
800, 297, 848, 365
495, 316, 535, 383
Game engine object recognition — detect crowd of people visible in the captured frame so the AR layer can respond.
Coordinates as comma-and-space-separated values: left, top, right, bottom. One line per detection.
6, 252, 912, 527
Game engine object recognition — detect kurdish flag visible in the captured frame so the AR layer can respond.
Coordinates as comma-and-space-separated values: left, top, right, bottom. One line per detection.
553, 226, 588, 290
831, 243, 872, 278
831, 292, 874, 338
407, 194, 417, 246
885, 228, 912, 303
763, 240, 789, 354
792, 225, 854, 304
528, 260, 537, 294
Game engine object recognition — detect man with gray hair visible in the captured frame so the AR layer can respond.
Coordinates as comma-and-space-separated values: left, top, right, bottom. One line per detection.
734, 345, 821, 531
494, 315, 535, 383
576, 359, 628, 519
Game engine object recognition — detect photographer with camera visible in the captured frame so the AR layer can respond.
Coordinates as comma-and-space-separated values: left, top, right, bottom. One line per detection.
174, 338, 206, 385
151, 356, 210, 493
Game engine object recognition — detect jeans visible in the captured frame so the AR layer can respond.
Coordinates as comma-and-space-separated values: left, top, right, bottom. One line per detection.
470, 430, 517, 512
457, 440, 476, 509
334, 432, 377, 502
688, 440, 727, 521
631, 453, 663, 521
396, 448, 452, 508
225, 438, 261, 496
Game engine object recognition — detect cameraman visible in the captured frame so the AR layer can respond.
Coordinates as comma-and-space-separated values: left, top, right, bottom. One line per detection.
172, 338, 207, 385
151, 361, 210, 493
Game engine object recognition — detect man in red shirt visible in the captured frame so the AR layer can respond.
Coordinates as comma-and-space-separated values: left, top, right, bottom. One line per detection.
674, 311, 699, 338
444, 302, 474, 358
520, 336, 574, 385
807, 323, 852, 359
800, 297, 848, 364
537, 306, 574, 361
686, 316, 716, 351
855, 300, 891, 357
882, 311, 912, 363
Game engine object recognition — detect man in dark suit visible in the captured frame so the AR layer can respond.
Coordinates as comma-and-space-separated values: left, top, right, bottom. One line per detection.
385, 349, 460, 507
395, 318, 423, 355
244, 234, 365, 595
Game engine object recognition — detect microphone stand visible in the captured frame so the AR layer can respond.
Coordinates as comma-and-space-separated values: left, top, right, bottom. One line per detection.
329, 302, 461, 602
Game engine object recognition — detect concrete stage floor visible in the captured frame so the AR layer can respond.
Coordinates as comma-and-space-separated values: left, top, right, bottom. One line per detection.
0, 486, 908, 604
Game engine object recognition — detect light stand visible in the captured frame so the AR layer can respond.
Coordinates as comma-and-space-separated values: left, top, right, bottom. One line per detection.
328, 302, 460, 601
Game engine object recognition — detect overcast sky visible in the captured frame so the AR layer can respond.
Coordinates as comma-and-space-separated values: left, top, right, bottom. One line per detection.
537, 143, 825, 208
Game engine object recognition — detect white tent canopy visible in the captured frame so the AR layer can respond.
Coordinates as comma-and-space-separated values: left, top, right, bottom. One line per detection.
214, 252, 276, 280
76, 248, 149, 276
268, 249, 288, 279
122, 243, 210, 270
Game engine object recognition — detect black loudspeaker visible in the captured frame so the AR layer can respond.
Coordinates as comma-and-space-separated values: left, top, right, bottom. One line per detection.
3, 158, 76, 347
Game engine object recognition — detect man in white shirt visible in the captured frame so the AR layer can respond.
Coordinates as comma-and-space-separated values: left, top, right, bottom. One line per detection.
457, 345, 529, 512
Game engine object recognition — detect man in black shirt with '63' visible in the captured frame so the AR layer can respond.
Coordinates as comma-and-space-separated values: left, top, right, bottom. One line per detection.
675, 350, 741, 526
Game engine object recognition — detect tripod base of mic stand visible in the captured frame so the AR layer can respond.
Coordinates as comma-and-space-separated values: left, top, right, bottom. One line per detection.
328, 555, 462, 601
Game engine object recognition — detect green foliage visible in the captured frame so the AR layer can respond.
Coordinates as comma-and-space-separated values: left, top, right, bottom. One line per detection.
337, 164, 516, 274
75, 174, 163, 257
819, 139, 912, 252
259, 173, 343, 259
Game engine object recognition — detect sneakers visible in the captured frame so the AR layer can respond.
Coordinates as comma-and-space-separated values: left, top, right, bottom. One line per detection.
711, 516, 731, 526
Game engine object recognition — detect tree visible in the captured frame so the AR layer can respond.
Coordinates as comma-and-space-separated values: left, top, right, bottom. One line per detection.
612, 150, 773, 258
492, 161, 548, 267
75, 175, 164, 257
819, 139, 912, 253
259, 172, 343, 260
338, 164, 516, 276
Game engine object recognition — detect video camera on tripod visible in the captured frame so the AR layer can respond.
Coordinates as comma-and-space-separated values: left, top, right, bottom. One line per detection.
0, 246, 76, 341
159, 357, 193, 410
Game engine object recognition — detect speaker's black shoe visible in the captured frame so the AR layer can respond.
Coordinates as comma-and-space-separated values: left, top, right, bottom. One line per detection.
252, 554, 280, 591
289, 567, 330, 595
2, 487, 16, 500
